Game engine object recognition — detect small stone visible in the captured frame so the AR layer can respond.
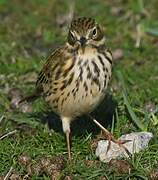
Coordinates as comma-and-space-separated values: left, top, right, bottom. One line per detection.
112, 49, 124, 61
96, 132, 153, 162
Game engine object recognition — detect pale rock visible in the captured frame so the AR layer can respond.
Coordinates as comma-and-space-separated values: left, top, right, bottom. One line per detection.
96, 132, 153, 162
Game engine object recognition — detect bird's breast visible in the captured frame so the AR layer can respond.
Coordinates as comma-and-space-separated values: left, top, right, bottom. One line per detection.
45, 48, 112, 118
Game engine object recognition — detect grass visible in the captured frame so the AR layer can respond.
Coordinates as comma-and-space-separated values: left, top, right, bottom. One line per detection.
0, 0, 158, 179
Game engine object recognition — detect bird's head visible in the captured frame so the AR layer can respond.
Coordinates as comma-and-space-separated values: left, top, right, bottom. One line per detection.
67, 17, 105, 51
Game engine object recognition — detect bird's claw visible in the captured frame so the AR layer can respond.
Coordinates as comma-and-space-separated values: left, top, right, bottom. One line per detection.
106, 134, 132, 156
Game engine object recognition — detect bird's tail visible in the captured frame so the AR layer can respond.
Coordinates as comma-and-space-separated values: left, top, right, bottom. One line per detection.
19, 90, 42, 104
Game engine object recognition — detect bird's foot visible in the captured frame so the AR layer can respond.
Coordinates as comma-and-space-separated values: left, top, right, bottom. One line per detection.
90, 116, 131, 156
105, 132, 131, 156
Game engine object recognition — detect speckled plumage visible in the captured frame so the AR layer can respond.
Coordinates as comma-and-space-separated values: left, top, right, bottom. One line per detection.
37, 46, 112, 118
36, 19, 112, 118
24, 17, 113, 159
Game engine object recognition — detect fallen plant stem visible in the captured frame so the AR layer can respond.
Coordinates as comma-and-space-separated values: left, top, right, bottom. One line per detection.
4, 167, 13, 180
0, 130, 17, 140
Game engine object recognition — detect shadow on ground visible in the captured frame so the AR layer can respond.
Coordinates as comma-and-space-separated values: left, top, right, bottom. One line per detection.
32, 93, 117, 136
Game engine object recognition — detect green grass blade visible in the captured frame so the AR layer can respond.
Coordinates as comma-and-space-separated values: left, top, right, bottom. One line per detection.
146, 28, 158, 37
122, 92, 147, 131
117, 71, 147, 131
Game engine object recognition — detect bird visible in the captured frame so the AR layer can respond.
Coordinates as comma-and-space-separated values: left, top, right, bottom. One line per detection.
20, 17, 123, 160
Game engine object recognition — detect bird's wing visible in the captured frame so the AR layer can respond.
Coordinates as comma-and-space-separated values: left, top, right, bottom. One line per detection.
36, 46, 67, 91
19, 46, 67, 103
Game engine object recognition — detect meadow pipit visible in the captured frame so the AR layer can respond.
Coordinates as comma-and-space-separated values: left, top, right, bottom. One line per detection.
21, 17, 123, 160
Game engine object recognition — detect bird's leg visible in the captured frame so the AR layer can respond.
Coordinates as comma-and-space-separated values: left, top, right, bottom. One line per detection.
65, 130, 71, 160
89, 116, 131, 155
61, 117, 71, 160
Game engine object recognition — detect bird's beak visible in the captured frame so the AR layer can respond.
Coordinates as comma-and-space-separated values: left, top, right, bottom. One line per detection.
80, 37, 87, 47
79, 37, 87, 53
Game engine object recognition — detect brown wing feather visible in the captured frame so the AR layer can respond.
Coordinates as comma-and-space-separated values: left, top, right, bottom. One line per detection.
19, 46, 67, 104
36, 46, 66, 90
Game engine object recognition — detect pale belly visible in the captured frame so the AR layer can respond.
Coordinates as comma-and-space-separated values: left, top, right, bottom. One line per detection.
59, 77, 106, 118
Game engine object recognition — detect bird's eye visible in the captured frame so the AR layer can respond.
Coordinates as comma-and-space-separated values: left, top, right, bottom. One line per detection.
92, 28, 97, 36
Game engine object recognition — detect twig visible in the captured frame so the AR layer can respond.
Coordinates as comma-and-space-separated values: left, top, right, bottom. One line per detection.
4, 166, 13, 180
0, 130, 17, 140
